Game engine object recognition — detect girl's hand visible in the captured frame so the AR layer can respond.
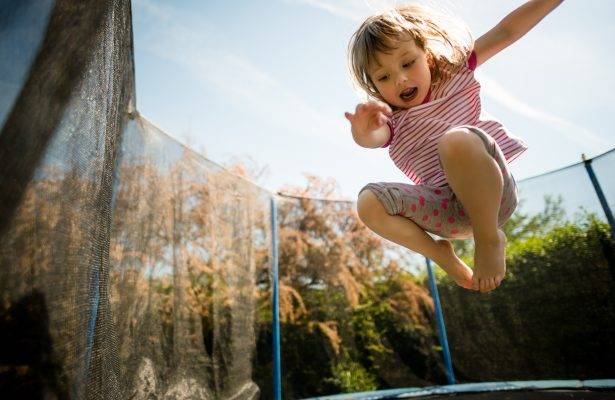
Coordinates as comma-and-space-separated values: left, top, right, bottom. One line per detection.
344, 101, 392, 136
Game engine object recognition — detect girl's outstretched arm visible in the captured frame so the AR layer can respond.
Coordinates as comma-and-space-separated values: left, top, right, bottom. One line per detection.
474, 0, 564, 68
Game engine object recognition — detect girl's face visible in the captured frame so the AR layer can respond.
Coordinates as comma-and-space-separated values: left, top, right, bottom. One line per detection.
368, 38, 432, 109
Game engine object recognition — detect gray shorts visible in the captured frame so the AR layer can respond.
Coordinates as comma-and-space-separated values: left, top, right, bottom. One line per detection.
360, 126, 518, 239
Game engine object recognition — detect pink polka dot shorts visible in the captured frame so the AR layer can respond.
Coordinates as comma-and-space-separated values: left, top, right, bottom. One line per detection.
361, 127, 518, 239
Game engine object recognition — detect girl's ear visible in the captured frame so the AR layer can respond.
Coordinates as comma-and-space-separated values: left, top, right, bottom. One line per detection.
370, 86, 385, 102
426, 50, 440, 83
426, 51, 435, 68
367, 79, 383, 101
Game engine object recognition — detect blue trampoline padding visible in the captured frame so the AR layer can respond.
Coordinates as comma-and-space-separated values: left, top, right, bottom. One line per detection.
304, 379, 615, 400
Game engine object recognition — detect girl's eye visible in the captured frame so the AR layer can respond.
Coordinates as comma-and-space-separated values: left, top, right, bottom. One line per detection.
403, 60, 415, 68
377, 76, 389, 82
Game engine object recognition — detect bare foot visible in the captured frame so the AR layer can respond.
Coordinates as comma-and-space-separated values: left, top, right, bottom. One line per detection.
434, 240, 474, 290
472, 229, 507, 293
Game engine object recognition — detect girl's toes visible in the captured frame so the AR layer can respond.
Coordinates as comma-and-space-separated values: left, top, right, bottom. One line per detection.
461, 279, 473, 290
471, 276, 479, 291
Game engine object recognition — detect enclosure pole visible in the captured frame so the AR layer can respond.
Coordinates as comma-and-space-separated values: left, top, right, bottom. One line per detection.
582, 154, 615, 238
425, 257, 456, 384
77, 265, 100, 398
270, 197, 282, 400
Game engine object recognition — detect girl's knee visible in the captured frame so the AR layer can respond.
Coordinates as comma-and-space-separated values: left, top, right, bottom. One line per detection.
438, 128, 483, 158
357, 189, 384, 223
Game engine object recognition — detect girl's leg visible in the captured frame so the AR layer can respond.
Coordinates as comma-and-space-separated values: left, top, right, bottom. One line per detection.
357, 189, 473, 289
438, 128, 506, 293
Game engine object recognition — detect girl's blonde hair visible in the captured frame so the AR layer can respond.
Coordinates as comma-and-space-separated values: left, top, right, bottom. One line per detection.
348, 3, 473, 100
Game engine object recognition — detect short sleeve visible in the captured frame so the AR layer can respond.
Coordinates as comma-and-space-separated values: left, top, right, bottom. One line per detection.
466, 50, 477, 71
381, 120, 395, 148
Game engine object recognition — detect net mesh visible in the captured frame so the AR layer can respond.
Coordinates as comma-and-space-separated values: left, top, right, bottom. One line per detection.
275, 169, 615, 397
1, 1, 270, 398
436, 158, 615, 382
1, 0, 134, 397
274, 194, 447, 398
1, 0, 614, 399
591, 149, 615, 214
109, 116, 272, 399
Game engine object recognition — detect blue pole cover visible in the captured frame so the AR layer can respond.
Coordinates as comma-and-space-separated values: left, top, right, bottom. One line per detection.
425, 257, 456, 384
271, 197, 282, 400
583, 157, 615, 238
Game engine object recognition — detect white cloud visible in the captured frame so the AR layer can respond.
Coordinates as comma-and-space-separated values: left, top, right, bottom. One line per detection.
133, 0, 174, 23
282, 0, 395, 21
477, 71, 610, 151
285, 0, 364, 21
133, 0, 351, 149
283, 0, 470, 21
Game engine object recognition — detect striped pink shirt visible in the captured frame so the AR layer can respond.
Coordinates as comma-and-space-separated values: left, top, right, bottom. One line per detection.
383, 50, 528, 187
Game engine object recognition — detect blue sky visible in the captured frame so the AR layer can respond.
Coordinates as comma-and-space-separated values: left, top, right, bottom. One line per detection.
132, 0, 615, 200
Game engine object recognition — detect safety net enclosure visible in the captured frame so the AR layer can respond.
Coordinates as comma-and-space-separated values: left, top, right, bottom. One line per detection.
275, 161, 615, 398
434, 150, 615, 383
108, 116, 272, 399
273, 192, 448, 398
1, 0, 615, 399
1, 0, 271, 398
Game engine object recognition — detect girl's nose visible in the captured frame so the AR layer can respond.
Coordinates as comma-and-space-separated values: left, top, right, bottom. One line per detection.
397, 74, 408, 85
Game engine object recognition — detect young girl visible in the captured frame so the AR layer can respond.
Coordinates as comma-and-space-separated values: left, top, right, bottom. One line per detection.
345, 1, 563, 293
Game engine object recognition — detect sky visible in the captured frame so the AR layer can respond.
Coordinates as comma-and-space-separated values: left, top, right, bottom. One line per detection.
132, 0, 615, 200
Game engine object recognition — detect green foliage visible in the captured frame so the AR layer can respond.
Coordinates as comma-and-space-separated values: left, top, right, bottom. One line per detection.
451, 195, 568, 265
350, 300, 393, 370
260, 177, 615, 396
394, 195, 615, 383
438, 213, 615, 381
328, 357, 379, 393
276, 322, 339, 398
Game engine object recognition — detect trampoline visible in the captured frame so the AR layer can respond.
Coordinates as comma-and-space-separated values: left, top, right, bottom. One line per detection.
306, 381, 615, 399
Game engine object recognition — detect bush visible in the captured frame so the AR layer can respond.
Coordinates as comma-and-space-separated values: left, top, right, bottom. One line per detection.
438, 215, 615, 381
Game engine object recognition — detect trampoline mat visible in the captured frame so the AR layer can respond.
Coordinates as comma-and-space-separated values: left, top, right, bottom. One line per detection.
401, 389, 615, 399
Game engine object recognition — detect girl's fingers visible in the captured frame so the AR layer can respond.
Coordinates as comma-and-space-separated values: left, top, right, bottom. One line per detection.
379, 103, 393, 116
347, 103, 391, 130
377, 114, 388, 126
366, 101, 392, 116
356, 101, 392, 117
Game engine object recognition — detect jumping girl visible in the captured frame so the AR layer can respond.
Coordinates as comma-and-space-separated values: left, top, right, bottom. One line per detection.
344, 1, 563, 292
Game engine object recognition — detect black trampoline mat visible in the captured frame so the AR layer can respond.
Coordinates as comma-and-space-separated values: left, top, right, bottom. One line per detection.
399, 389, 615, 400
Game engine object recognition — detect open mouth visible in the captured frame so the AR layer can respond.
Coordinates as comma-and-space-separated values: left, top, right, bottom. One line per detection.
400, 87, 418, 102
